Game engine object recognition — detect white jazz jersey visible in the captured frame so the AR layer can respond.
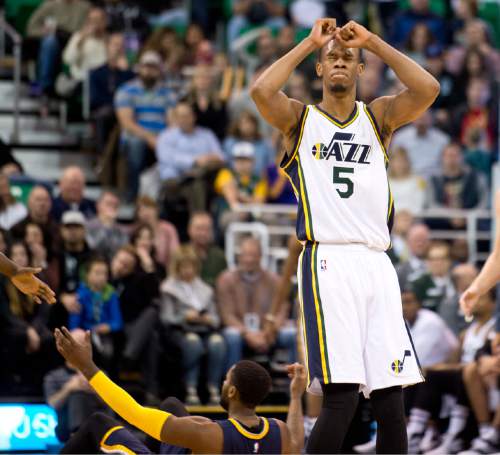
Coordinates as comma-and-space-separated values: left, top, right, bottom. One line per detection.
282, 101, 394, 251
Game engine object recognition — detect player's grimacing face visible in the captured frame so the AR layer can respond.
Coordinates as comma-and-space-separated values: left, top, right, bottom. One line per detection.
316, 40, 364, 93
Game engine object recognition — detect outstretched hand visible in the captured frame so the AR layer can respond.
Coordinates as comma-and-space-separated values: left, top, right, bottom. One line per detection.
12, 267, 56, 304
287, 363, 307, 398
308, 18, 337, 49
54, 327, 94, 375
335, 21, 373, 49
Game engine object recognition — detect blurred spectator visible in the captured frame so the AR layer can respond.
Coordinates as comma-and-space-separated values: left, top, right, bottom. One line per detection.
110, 245, 160, 396
357, 67, 382, 105
86, 190, 128, 261
285, 72, 313, 105
135, 196, 179, 270
115, 51, 178, 202
223, 110, 274, 177
455, 78, 496, 154
182, 23, 213, 67
402, 286, 459, 368
187, 212, 227, 287
289, 0, 326, 29
58, 7, 107, 96
396, 222, 430, 286
11, 185, 59, 257
89, 33, 135, 154
450, 0, 482, 45
406, 290, 496, 454
159, 246, 225, 405
404, 23, 435, 66
266, 154, 296, 204
24, 223, 50, 270
130, 223, 166, 280
456, 48, 491, 98
411, 241, 454, 313
256, 29, 278, 67
390, 0, 447, 47
69, 257, 123, 368
217, 237, 296, 368
462, 19, 500, 73
276, 24, 295, 56
52, 166, 96, 221
44, 329, 105, 442
392, 110, 450, 179
226, 0, 286, 46
425, 44, 460, 116
439, 263, 478, 335
51, 211, 93, 327
0, 174, 28, 230
0, 241, 58, 393
26, 0, 91, 95
214, 143, 267, 229
141, 27, 185, 78
156, 101, 224, 214
390, 210, 414, 265
427, 142, 486, 230
184, 64, 228, 140
388, 147, 426, 215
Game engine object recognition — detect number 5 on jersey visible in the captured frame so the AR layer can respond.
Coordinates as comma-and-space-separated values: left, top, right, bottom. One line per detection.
333, 166, 354, 198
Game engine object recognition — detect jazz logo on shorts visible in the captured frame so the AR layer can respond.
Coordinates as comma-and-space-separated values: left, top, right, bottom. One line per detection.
391, 350, 411, 374
320, 259, 327, 271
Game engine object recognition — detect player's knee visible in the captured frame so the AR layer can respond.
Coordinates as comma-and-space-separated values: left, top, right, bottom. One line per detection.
462, 361, 479, 384
371, 386, 405, 423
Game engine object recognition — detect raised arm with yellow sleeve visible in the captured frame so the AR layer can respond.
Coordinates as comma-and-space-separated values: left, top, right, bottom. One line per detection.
54, 327, 223, 454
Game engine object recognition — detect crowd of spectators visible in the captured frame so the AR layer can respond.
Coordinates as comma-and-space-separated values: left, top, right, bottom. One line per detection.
0, 0, 499, 452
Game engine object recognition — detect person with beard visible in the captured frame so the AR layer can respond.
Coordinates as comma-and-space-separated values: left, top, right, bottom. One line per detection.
115, 51, 178, 202
250, 17, 440, 454
55, 326, 306, 454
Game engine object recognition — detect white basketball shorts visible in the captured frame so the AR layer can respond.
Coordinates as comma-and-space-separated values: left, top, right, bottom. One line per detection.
297, 242, 424, 398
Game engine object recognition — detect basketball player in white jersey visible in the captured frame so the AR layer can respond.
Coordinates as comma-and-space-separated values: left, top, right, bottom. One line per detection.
251, 18, 440, 454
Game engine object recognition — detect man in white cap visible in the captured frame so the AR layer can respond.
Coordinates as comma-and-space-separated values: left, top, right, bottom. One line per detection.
115, 50, 178, 201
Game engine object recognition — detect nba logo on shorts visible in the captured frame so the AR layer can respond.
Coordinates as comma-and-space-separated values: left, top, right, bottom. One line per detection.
320, 259, 327, 271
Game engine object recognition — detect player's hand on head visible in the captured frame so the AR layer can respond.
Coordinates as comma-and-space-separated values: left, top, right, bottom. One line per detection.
287, 363, 307, 398
11, 267, 56, 304
335, 21, 372, 49
308, 18, 336, 49
54, 327, 93, 371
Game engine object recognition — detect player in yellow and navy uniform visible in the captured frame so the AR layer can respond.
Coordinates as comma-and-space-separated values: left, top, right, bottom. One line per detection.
251, 17, 440, 454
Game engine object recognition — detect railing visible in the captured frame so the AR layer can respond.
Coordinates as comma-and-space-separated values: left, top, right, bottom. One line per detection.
230, 204, 492, 265
0, 13, 21, 142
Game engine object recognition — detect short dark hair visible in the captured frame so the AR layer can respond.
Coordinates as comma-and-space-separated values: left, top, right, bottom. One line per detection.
231, 360, 272, 408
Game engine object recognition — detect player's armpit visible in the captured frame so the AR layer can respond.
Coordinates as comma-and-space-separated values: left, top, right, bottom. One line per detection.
161, 415, 223, 453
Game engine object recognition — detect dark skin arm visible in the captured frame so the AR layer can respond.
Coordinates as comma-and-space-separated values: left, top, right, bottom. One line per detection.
250, 18, 336, 149
335, 21, 440, 147
0, 252, 55, 304
54, 327, 223, 453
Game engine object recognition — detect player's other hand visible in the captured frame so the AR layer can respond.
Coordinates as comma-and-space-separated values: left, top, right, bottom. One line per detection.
287, 363, 307, 398
55, 327, 93, 372
308, 18, 336, 49
12, 267, 56, 304
335, 21, 373, 49
460, 285, 480, 318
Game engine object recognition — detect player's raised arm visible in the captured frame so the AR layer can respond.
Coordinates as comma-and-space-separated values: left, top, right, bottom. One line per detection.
335, 21, 440, 137
54, 327, 223, 454
460, 190, 500, 317
250, 18, 336, 137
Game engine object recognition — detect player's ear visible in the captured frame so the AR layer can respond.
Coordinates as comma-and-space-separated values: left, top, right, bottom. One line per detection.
316, 61, 323, 78
228, 385, 237, 399
357, 62, 365, 76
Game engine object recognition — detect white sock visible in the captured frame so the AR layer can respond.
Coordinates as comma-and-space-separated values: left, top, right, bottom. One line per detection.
445, 404, 468, 437
303, 416, 317, 439
407, 408, 430, 436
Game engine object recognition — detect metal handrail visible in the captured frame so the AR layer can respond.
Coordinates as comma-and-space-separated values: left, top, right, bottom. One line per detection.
231, 204, 492, 263
0, 14, 21, 142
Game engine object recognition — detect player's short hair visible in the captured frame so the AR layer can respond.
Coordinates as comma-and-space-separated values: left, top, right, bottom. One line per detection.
231, 360, 272, 408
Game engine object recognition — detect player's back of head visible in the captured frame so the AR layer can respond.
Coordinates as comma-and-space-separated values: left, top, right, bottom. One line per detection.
231, 360, 272, 408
